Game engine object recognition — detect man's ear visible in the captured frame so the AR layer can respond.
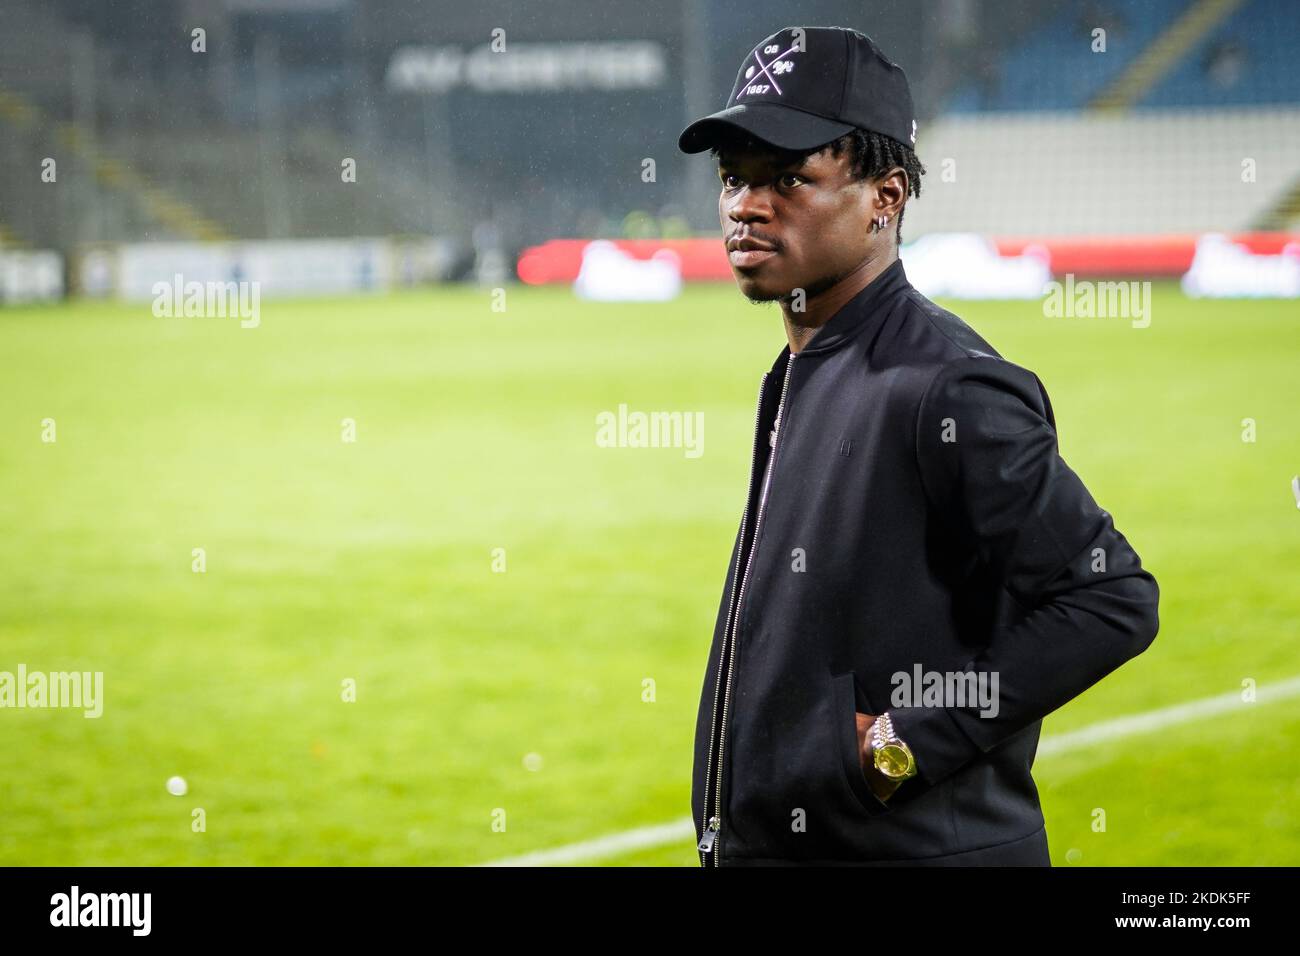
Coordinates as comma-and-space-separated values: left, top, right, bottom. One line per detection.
874, 166, 908, 221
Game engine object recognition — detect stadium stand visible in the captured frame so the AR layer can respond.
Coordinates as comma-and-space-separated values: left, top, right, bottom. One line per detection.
1140, 0, 1300, 107
905, 107, 1300, 236
943, 0, 1192, 112
916, 0, 1300, 236
1, 0, 1296, 263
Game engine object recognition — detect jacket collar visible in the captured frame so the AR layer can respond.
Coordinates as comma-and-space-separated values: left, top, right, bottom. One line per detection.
769, 257, 911, 371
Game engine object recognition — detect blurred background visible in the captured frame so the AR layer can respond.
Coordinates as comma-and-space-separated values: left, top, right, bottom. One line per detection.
2, 0, 1299, 289
0, 0, 1296, 866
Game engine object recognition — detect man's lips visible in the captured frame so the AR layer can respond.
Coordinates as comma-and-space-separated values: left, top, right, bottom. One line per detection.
729, 247, 778, 268
727, 235, 779, 268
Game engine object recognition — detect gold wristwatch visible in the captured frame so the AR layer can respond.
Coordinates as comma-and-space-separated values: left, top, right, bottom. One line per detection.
870, 711, 917, 781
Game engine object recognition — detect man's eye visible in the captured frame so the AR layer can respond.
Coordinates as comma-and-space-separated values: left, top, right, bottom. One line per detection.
721, 174, 742, 189
779, 173, 806, 188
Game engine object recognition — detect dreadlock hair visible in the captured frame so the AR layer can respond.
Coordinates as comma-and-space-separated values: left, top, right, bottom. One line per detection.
710, 126, 926, 245
825, 128, 925, 245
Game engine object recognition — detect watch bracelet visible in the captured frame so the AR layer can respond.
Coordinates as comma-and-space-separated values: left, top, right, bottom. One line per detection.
872, 710, 900, 749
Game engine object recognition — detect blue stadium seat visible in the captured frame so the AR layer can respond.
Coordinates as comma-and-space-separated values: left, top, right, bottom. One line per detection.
944, 0, 1192, 112
1139, 0, 1300, 108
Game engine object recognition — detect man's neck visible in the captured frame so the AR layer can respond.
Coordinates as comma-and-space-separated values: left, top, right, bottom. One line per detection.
781, 247, 898, 354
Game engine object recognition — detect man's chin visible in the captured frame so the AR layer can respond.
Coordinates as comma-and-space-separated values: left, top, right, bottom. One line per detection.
735, 277, 790, 304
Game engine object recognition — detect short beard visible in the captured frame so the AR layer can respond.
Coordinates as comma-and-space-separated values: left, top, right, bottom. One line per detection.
743, 268, 847, 307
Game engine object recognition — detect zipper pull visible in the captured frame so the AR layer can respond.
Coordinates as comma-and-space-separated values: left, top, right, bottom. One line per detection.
697, 817, 720, 852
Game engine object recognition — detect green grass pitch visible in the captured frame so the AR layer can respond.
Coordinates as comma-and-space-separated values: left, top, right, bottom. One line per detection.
0, 281, 1296, 865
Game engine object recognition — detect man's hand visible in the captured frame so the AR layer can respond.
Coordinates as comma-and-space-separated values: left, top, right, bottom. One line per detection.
855, 712, 904, 802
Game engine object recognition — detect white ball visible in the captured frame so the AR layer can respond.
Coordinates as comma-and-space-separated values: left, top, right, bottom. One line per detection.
166, 776, 188, 797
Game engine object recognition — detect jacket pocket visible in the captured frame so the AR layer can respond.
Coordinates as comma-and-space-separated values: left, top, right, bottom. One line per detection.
830, 671, 892, 818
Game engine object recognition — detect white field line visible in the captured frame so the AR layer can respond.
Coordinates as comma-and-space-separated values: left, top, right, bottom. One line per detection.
477, 675, 1300, 867
1035, 674, 1300, 757
477, 818, 697, 868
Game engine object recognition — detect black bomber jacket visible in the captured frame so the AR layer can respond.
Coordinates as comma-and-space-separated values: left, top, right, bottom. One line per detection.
692, 257, 1160, 866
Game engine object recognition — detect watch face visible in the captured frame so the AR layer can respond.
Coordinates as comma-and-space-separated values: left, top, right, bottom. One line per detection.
875, 744, 914, 779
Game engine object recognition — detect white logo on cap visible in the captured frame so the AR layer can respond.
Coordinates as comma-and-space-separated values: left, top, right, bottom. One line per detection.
911, 119, 917, 144
738, 41, 801, 98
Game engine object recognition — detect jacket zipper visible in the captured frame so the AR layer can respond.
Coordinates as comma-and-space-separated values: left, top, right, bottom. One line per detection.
696, 370, 766, 866
698, 351, 797, 866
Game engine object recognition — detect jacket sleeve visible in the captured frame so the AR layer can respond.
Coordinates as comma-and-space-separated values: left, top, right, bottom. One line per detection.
887, 354, 1160, 797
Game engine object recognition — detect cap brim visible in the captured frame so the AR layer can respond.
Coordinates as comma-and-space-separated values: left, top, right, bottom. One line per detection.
678, 102, 856, 154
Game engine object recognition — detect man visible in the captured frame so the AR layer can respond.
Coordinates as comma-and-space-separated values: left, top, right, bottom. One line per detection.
678, 26, 1160, 866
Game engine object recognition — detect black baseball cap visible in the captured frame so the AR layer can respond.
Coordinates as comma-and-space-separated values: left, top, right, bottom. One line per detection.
677, 26, 916, 155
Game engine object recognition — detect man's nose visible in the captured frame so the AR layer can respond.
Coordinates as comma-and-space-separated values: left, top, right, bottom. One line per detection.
727, 184, 774, 223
